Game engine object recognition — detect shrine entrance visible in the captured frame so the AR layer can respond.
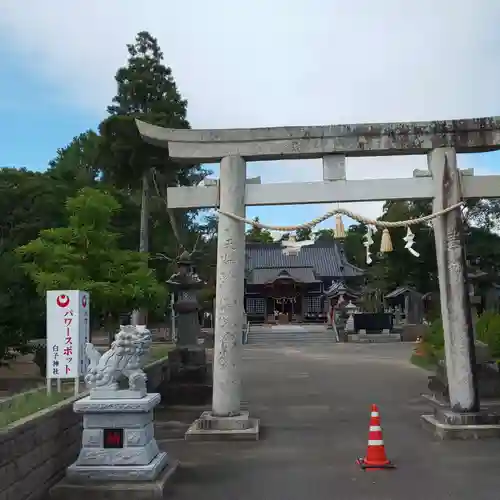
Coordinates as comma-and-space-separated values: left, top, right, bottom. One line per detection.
272, 297, 295, 318
265, 278, 302, 323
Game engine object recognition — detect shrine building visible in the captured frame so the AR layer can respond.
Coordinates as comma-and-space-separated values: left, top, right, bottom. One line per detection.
244, 241, 364, 323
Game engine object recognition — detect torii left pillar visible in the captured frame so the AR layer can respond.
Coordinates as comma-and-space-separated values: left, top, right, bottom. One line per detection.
185, 154, 260, 440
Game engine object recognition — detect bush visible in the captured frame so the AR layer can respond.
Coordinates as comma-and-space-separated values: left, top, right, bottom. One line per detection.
408, 319, 444, 369
0, 326, 34, 367
424, 318, 444, 351
32, 344, 46, 377
423, 311, 500, 359
476, 311, 500, 358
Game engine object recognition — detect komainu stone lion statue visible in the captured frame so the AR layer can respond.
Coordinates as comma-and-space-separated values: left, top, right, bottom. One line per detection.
84, 324, 152, 397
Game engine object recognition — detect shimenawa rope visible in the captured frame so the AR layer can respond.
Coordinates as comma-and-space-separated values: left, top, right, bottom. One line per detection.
217, 203, 464, 232
216, 202, 465, 262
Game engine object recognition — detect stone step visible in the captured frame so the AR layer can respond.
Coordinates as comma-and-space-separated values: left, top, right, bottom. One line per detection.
247, 332, 337, 345
248, 338, 335, 342
248, 326, 328, 333
248, 331, 333, 336
247, 323, 336, 345
248, 334, 334, 340
347, 333, 401, 343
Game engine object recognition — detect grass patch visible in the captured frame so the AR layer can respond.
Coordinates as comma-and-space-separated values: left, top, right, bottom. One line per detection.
148, 343, 174, 361
0, 344, 176, 428
0, 386, 73, 428
410, 353, 437, 371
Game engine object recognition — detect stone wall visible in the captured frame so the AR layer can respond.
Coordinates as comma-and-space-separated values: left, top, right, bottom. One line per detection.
0, 395, 82, 500
401, 323, 427, 342
0, 357, 170, 500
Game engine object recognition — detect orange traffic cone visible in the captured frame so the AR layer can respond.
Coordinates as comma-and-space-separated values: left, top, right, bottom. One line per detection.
356, 404, 395, 470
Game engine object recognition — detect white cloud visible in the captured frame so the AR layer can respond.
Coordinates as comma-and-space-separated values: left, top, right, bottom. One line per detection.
1, 0, 500, 224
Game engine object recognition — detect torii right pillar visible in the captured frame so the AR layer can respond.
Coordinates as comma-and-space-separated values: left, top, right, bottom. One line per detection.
422, 147, 500, 438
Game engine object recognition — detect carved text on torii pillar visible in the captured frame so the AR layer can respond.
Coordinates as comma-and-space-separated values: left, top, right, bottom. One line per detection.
445, 227, 464, 278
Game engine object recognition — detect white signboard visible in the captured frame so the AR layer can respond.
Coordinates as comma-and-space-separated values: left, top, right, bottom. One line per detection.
46, 290, 90, 379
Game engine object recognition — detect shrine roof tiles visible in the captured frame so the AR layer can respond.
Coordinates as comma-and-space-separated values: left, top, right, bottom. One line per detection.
245, 241, 363, 279
384, 286, 422, 299
249, 267, 319, 285
324, 280, 361, 297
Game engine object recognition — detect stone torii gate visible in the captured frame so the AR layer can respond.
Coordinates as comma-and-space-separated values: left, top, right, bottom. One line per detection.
136, 117, 500, 439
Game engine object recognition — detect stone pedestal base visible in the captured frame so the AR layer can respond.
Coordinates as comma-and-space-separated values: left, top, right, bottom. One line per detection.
49, 459, 178, 500
162, 347, 213, 406
185, 410, 260, 441
168, 346, 207, 374
67, 451, 169, 481
421, 394, 500, 439
51, 392, 178, 498
72, 393, 165, 472
348, 333, 401, 343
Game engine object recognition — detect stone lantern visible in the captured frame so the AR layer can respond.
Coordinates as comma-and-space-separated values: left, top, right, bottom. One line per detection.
162, 251, 212, 405
167, 250, 203, 347
345, 300, 358, 334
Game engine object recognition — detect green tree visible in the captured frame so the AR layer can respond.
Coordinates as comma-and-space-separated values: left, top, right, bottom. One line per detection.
0, 167, 85, 363
17, 188, 167, 342
374, 200, 437, 293
467, 227, 500, 276
476, 310, 500, 357
350, 199, 500, 311
0, 251, 43, 364
374, 198, 500, 294
98, 31, 208, 323
246, 217, 274, 243
0, 168, 74, 249
47, 131, 102, 186
466, 199, 500, 232
101, 30, 206, 189
343, 223, 368, 268
295, 227, 312, 241
314, 229, 335, 242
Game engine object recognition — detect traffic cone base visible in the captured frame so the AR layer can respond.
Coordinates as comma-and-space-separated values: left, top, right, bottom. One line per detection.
357, 404, 395, 470
356, 457, 395, 470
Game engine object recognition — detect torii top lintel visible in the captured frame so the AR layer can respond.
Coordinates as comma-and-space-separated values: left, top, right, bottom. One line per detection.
135, 116, 500, 164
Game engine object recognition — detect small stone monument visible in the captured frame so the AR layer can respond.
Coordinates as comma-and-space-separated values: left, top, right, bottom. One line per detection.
50, 325, 177, 500
344, 301, 357, 333
394, 306, 402, 326
161, 251, 212, 405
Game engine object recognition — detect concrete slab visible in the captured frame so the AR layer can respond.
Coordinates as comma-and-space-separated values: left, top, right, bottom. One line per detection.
420, 392, 500, 439
49, 459, 178, 500
421, 414, 500, 440
185, 411, 260, 441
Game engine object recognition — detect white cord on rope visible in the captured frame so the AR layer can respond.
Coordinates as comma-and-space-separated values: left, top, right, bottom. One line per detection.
216, 201, 465, 263
217, 202, 464, 232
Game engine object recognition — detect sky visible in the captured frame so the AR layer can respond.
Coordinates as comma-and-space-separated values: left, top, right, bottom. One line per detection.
1, 0, 500, 233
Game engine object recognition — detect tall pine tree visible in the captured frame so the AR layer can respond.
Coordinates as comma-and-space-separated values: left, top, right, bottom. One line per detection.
107, 31, 190, 124
98, 31, 205, 324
